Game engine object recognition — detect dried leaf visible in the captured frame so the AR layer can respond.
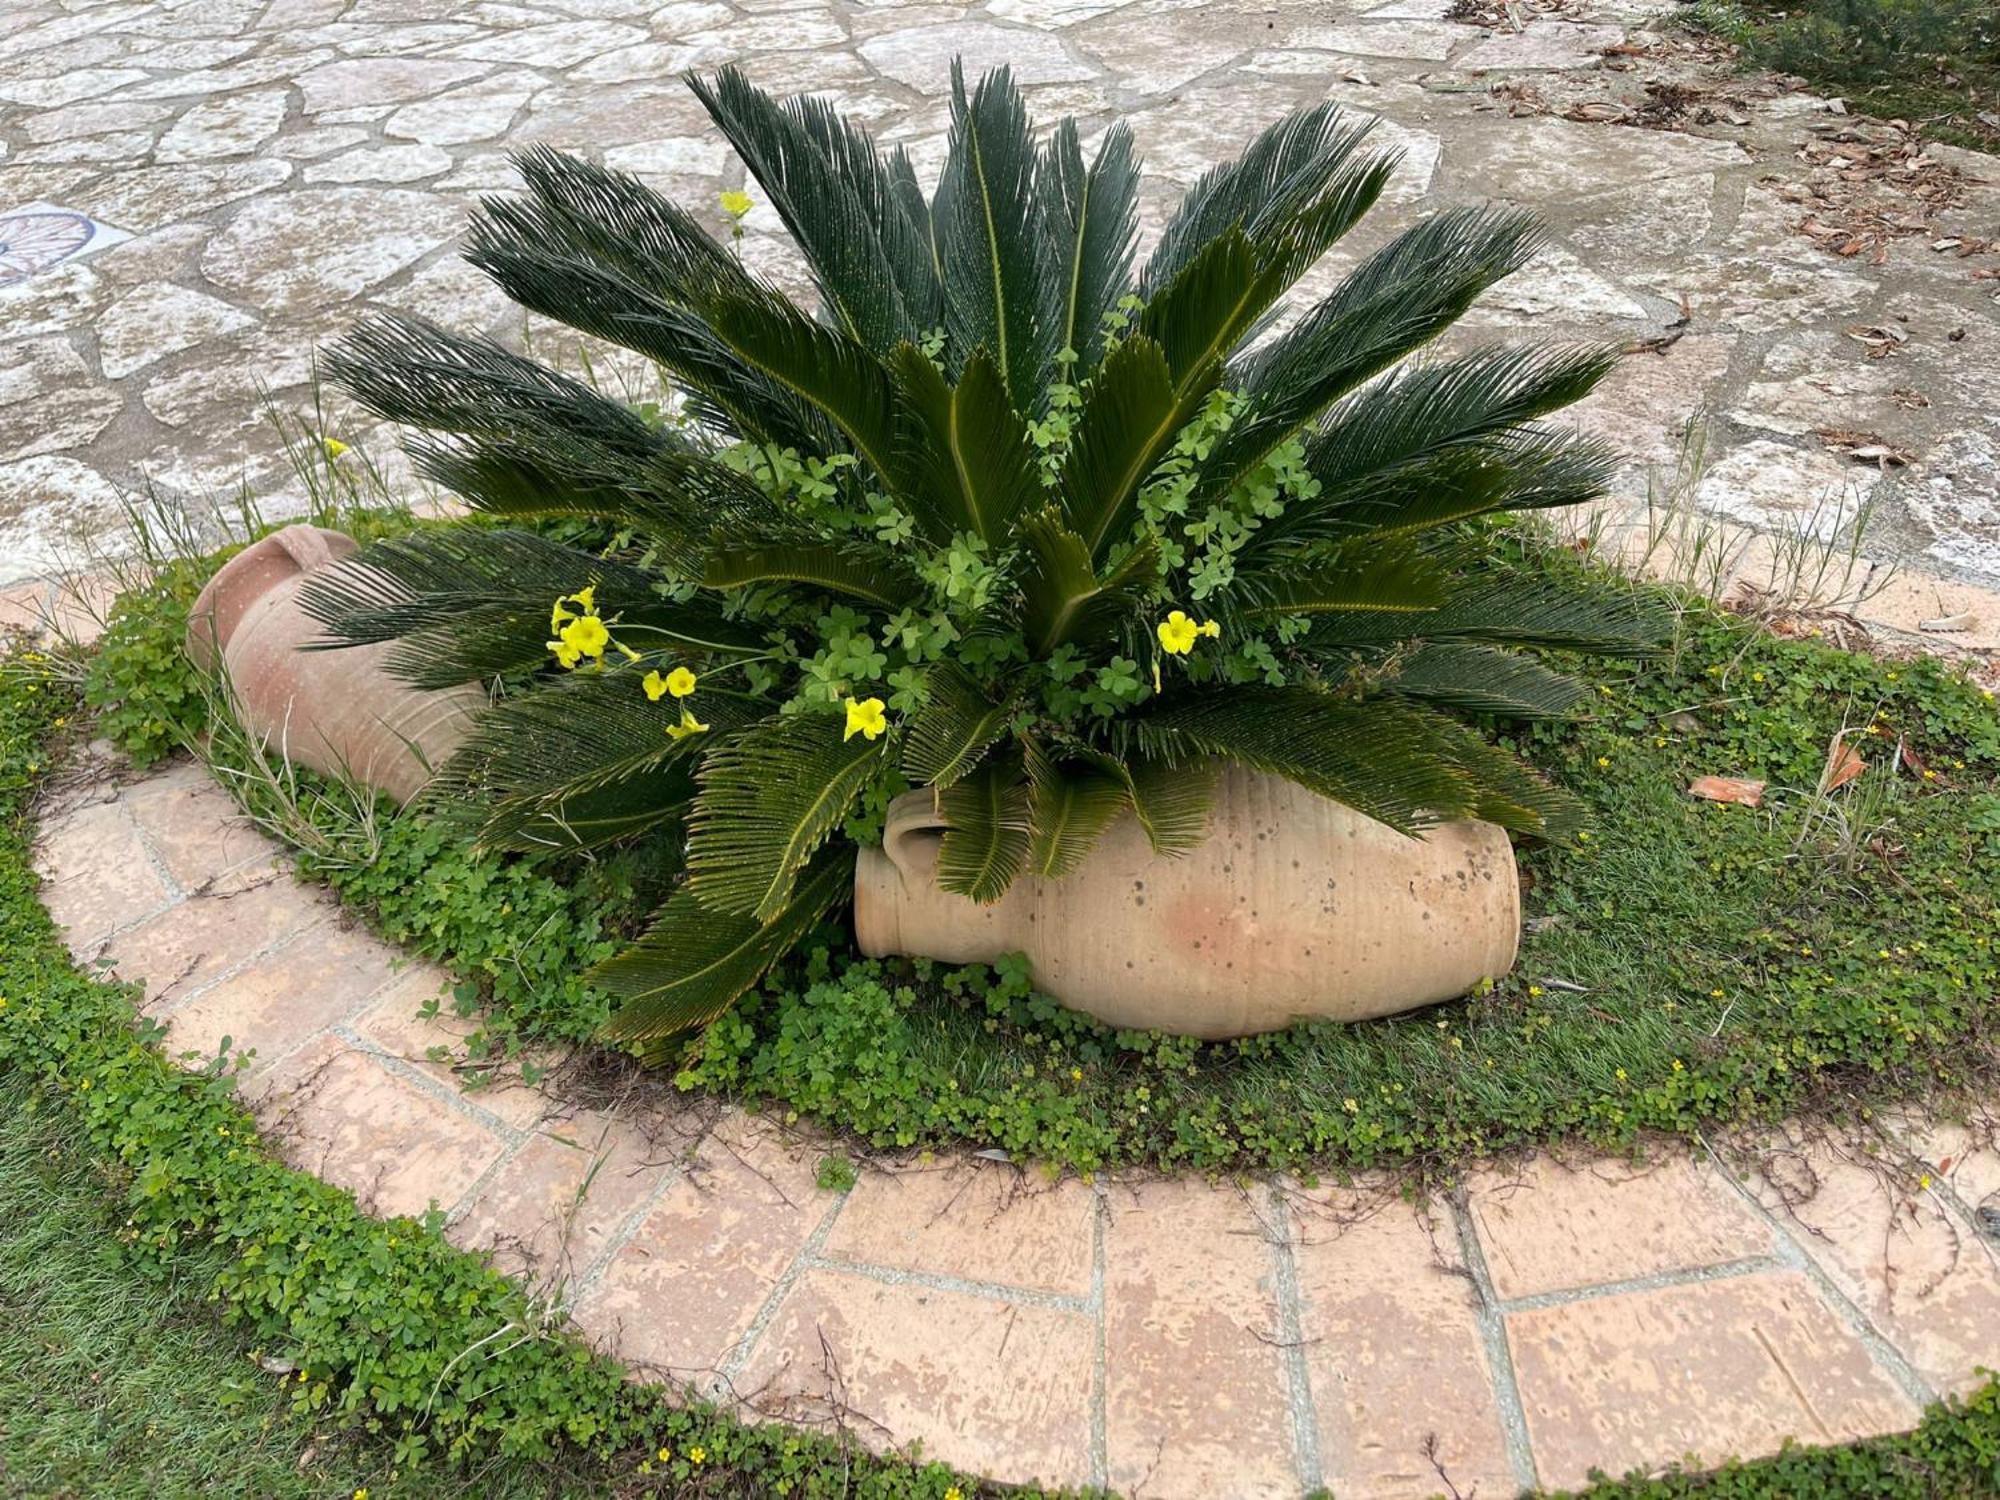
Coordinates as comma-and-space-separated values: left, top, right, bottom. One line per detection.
1917, 611, 1978, 632
1822, 737, 1867, 791
1688, 775, 1766, 807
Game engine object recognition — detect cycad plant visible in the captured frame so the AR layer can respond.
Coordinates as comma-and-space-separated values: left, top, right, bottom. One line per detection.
304, 63, 1653, 1055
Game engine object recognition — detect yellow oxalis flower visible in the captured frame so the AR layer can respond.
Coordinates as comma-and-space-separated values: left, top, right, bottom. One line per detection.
666, 705, 710, 741
665, 666, 698, 697
560, 613, 610, 661
843, 696, 888, 741
719, 190, 753, 219
1156, 610, 1200, 655
321, 436, 349, 460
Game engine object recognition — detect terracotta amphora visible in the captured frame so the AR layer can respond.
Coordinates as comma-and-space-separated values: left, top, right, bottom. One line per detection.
854, 767, 1519, 1038
185, 524, 482, 805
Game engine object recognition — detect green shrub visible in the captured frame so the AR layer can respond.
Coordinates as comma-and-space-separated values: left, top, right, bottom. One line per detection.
302, 62, 1657, 1053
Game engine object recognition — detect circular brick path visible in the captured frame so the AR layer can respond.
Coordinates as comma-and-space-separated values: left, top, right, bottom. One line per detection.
29, 742, 2000, 1498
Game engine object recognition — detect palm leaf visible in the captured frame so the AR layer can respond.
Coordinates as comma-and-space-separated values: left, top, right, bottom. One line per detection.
1024, 741, 1128, 878
685, 714, 885, 921
889, 344, 1043, 545
1039, 118, 1139, 371
1136, 226, 1261, 399
935, 758, 1032, 902
1388, 643, 1587, 719
934, 62, 1056, 411
1121, 752, 1217, 855
689, 66, 939, 350
595, 845, 849, 1047
902, 663, 1018, 789
1304, 576, 1663, 656
1017, 509, 1161, 654
703, 539, 922, 609
1235, 541, 1449, 618
1056, 334, 1189, 560
478, 767, 693, 854
1136, 686, 1483, 834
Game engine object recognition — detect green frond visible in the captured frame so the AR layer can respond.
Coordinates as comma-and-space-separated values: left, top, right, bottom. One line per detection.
1017, 509, 1161, 654
1136, 226, 1260, 398
1235, 540, 1449, 617
888, 344, 1043, 545
477, 768, 693, 855
1388, 643, 1588, 719
1305, 576, 1664, 656
1136, 686, 1485, 834
702, 538, 923, 609
1202, 206, 1545, 499
935, 758, 1032, 902
1140, 101, 1380, 297
295, 529, 654, 688
464, 215, 832, 451
1057, 334, 1188, 560
1119, 752, 1217, 855
594, 846, 850, 1048
935, 62, 1057, 411
1419, 705, 1583, 836
1039, 118, 1139, 373
901, 663, 1018, 789
1024, 741, 1128, 879
703, 291, 900, 481
685, 714, 885, 921
689, 66, 940, 350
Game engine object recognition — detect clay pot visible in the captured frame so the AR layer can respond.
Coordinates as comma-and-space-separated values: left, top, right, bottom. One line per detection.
854, 768, 1519, 1039
186, 524, 483, 805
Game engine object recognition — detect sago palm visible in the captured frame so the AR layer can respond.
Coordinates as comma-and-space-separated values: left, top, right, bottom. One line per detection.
303, 62, 1654, 1056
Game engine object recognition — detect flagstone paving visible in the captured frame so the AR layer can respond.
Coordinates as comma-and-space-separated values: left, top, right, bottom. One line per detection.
10, 0, 2000, 1494
24, 731, 2000, 1498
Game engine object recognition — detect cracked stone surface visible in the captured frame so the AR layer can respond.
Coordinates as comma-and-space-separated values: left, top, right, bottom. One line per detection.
0, 0, 1996, 637
25, 747, 2000, 1498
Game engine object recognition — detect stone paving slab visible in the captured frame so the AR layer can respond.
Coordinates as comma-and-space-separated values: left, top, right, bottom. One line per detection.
27, 753, 2000, 1495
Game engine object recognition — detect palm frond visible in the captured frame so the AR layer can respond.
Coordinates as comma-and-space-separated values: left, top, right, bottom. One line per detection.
1039, 118, 1139, 372
1136, 226, 1260, 398
690, 66, 940, 350
1302, 431, 1621, 545
702, 538, 923, 609
477, 767, 693, 854
1119, 752, 1217, 855
1025, 741, 1128, 878
1202, 206, 1546, 498
1388, 643, 1588, 719
1057, 334, 1187, 559
889, 344, 1043, 545
1420, 705, 1582, 836
685, 714, 885, 921
1136, 686, 1484, 834
595, 845, 849, 1047
935, 62, 1056, 411
1234, 540, 1449, 617
902, 662, 1018, 789
1304, 576, 1663, 656
935, 758, 1032, 902
1017, 509, 1161, 653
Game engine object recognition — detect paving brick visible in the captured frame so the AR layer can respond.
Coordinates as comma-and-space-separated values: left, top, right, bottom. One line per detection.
257, 1042, 510, 1221
350, 966, 554, 1131
1101, 1178, 1297, 1499
738, 1267, 1095, 1488
451, 1114, 666, 1285
1468, 1152, 1773, 1300
107, 857, 329, 1007
1741, 1131, 2000, 1396
824, 1160, 1095, 1297
1508, 1272, 1922, 1490
32, 798, 176, 953
122, 759, 274, 887
1894, 1115, 2000, 1222
163, 918, 399, 1077
576, 1113, 828, 1382
1288, 1186, 1516, 1500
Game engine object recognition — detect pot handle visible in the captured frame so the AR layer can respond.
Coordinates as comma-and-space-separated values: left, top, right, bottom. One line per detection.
269, 524, 349, 576
881, 791, 947, 882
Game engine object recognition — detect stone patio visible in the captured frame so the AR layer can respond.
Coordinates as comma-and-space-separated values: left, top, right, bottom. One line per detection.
28, 743, 2000, 1497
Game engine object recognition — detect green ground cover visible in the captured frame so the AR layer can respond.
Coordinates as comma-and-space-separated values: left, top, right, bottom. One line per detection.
1692, 0, 2000, 151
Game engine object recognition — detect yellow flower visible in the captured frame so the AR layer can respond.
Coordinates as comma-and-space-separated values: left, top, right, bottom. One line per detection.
689, 1446, 707, 1465
560, 613, 610, 661
354, 1490, 368, 1500
843, 696, 888, 741
1615, 1067, 1628, 1081
322, 436, 349, 460
664, 666, 698, 698
1199, 619, 1221, 639
719, 190, 753, 219
666, 706, 710, 741
1919, 1173, 1932, 1190
1596, 756, 1611, 768
1156, 610, 1200, 655
1527, 984, 1543, 997
1710, 987, 1725, 998
657, 1446, 672, 1463
946, 1489, 965, 1500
